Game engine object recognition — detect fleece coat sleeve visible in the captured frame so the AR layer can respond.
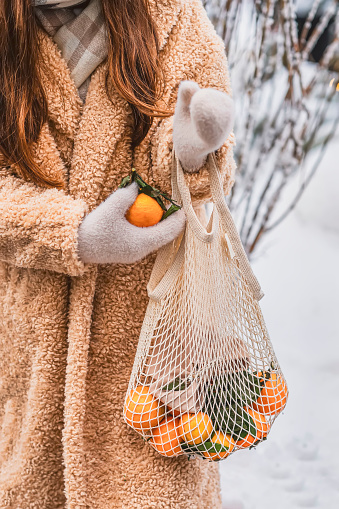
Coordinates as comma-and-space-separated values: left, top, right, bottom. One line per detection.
151, 0, 236, 206
0, 168, 91, 276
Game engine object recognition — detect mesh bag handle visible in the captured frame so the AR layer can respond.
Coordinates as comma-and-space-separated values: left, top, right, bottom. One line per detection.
147, 151, 264, 302
204, 152, 264, 301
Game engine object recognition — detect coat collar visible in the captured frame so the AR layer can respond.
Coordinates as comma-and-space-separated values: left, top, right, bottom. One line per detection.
37, 0, 182, 208
149, 0, 183, 51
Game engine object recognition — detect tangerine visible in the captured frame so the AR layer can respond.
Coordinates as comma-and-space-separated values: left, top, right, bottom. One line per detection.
150, 416, 183, 457
202, 431, 235, 461
124, 385, 165, 431
236, 408, 269, 449
178, 412, 213, 446
126, 193, 164, 227
252, 372, 288, 416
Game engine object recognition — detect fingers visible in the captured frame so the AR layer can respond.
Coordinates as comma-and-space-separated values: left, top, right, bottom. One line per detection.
150, 210, 186, 250
176, 81, 201, 118
190, 88, 235, 149
108, 181, 139, 215
150, 209, 186, 244
133, 209, 186, 255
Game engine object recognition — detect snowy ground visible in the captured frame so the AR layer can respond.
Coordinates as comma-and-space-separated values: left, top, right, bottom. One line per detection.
219, 141, 339, 508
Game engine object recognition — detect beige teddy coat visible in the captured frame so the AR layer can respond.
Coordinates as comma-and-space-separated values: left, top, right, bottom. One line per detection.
0, 1, 236, 507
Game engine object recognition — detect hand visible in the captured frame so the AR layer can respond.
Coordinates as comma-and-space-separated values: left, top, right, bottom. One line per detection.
77, 183, 186, 264
173, 80, 234, 172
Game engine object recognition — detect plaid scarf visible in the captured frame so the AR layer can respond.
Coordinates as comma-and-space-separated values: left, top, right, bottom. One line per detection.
34, 0, 108, 102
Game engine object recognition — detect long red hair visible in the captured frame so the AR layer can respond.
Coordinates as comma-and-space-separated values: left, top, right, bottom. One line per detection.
0, 0, 170, 190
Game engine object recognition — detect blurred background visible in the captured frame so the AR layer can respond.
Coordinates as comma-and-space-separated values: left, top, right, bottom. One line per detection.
203, 0, 339, 507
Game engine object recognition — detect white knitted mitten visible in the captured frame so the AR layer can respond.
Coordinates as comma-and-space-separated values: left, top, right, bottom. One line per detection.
77, 183, 186, 264
173, 80, 234, 172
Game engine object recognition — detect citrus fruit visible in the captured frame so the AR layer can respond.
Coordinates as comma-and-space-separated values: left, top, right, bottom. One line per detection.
178, 412, 213, 446
126, 193, 164, 227
202, 431, 235, 461
150, 416, 183, 457
124, 385, 165, 431
252, 372, 288, 416
236, 408, 269, 449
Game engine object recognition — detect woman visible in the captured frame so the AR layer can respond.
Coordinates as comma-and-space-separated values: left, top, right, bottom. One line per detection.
0, 0, 236, 507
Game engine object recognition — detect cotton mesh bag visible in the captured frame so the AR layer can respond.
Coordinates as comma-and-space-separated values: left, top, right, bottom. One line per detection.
123, 152, 288, 461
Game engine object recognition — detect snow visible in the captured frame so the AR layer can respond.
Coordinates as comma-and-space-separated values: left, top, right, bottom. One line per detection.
219, 140, 339, 507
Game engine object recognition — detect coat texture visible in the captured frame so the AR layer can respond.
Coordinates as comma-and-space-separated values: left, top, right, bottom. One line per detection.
0, 1, 236, 507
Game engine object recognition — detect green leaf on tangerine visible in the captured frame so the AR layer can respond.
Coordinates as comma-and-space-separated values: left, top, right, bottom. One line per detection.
196, 441, 229, 454
162, 204, 181, 220
118, 175, 131, 188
